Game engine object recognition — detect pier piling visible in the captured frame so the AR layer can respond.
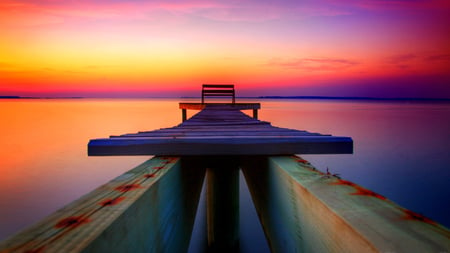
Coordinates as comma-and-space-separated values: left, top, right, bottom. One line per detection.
206, 157, 240, 252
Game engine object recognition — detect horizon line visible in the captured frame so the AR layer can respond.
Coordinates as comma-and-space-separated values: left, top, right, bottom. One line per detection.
1, 95, 450, 101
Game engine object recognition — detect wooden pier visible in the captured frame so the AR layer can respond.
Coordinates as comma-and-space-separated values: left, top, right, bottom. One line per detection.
1, 85, 449, 253
88, 104, 352, 156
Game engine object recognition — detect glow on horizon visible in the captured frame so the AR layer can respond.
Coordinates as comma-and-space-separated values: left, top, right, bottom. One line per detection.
1, 0, 449, 98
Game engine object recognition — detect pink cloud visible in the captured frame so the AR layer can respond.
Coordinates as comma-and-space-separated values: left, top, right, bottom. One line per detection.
1, 0, 353, 27
386, 53, 450, 70
268, 57, 359, 71
424, 53, 450, 62
326, 0, 450, 11
387, 53, 417, 63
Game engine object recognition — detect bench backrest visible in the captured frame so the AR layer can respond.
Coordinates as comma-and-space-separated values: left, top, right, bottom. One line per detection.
202, 84, 235, 103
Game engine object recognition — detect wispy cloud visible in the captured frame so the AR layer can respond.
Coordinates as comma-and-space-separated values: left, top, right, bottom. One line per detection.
387, 53, 416, 63
386, 53, 450, 70
0, 0, 352, 27
327, 0, 450, 11
268, 57, 359, 71
0, 62, 23, 72
423, 53, 450, 62
183, 1, 351, 22
84, 65, 118, 69
385, 53, 417, 69
4, 0, 449, 27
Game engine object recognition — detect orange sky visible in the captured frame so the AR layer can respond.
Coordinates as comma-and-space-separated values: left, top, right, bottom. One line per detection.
1, 0, 449, 97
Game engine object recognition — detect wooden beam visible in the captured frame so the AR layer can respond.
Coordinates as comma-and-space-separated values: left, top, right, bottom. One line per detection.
88, 136, 353, 156
182, 108, 187, 122
241, 156, 450, 253
0, 157, 205, 253
179, 103, 260, 111
253, 108, 258, 119
202, 90, 235, 94
202, 84, 235, 88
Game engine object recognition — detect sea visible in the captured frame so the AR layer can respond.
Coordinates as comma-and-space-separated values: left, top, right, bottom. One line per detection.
0, 98, 449, 252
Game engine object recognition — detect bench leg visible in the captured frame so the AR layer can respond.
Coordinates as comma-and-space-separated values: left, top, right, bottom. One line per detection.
182, 109, 187, 122
253, 109, 258, 119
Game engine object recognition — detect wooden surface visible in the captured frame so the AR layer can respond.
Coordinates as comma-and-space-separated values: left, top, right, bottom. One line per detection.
179, 103, 260, 111
201, 84, 235, 104
0, 156, 205, 253
88, 105, 353, 156
241, 156, 450, 253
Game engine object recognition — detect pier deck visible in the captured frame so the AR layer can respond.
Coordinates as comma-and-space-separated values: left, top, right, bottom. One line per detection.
88, 104, 353, 156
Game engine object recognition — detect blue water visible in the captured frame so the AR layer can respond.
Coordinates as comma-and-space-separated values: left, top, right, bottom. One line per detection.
0, 98, 449, 251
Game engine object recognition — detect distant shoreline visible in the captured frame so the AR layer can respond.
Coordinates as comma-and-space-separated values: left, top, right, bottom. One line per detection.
1, 95, 449, 102
0, 96, 84, 99
256, 96, 450, 101
181, 96, 450, 102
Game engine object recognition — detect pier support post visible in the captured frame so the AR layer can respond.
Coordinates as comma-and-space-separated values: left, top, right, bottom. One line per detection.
206, 157, 240, 252
182, 108, 187, 122
252, 109, 258, 119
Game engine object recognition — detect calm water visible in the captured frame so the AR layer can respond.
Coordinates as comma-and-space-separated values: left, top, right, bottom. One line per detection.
1, 98, 449, 250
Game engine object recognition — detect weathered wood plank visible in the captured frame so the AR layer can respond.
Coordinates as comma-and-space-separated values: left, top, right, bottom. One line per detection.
241, 155, 450, 253
114, 132, 324, 137
201, 90, 234, 94
133, 129, 316, 134
0, 156, 205, 253
88, 136, 353, 156
202, 84, 235, 88
179, 121, 268, 126
179, 103, 260, 111
138, 126, 316, 132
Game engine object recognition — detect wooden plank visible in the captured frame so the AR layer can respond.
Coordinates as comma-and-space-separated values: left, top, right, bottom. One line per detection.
132, 128, 310, 133
203, 84, 234, 88
88, 136, 353, 155
139, 126, 307, 132
179, 103, 260, 111
201, 93, 233, 96
202, 90, 235, 94
133, 129, 313, 134
241, 156, 450, 253
178, 122, 269, 127
113, 132, 323, 137
0, 157, 205, 253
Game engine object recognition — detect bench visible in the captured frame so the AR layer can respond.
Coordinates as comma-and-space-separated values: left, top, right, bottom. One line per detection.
202, 84, 235, 104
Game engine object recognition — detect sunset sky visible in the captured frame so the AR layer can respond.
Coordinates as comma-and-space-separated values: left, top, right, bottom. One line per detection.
1, 0, 449, 98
